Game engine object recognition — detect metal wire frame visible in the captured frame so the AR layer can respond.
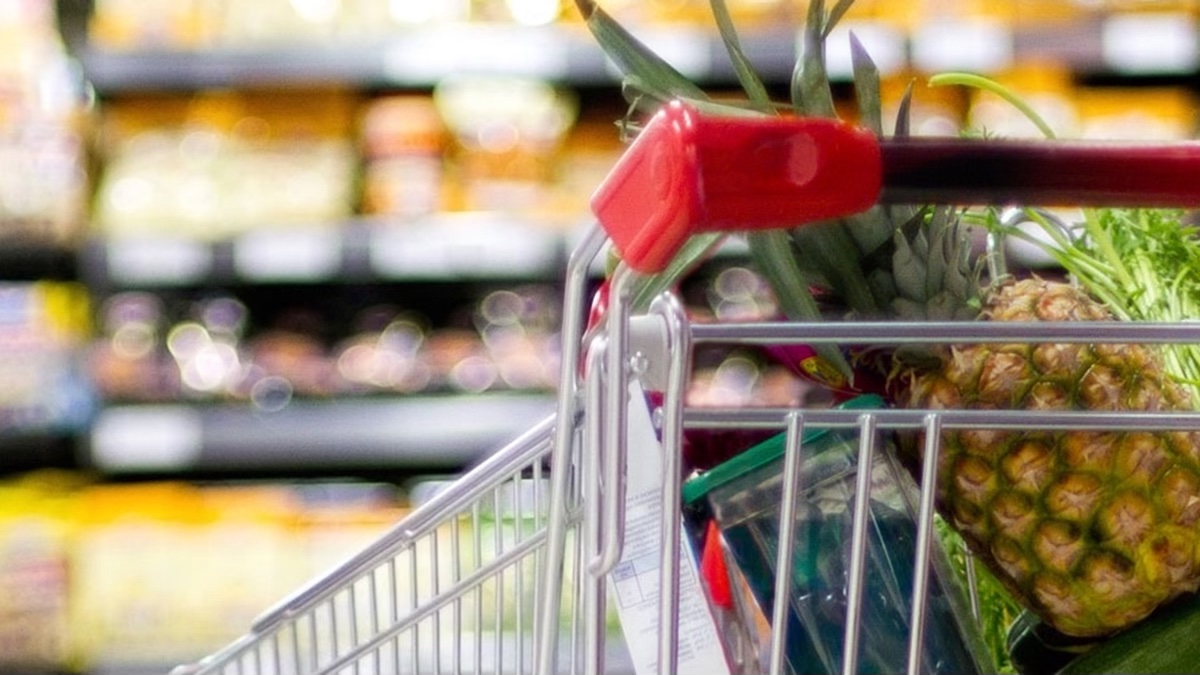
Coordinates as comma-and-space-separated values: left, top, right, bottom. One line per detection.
655, 301, 1200, 675
172, 412, 592, 675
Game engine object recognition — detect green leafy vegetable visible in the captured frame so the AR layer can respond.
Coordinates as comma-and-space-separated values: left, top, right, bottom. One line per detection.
936, 517, 1021, 674
1009, 207, 1200, 398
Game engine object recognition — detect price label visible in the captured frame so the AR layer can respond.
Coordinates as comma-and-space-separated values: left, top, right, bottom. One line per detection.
912, 19, 1013, 73
1103, 13, 1197, 74
233, 227, 342, 282
384, 25, 569, 82
106, 237, 213, 286
370, 220, 560, 279
91, 406, 204, 472
371, 228, 469, 277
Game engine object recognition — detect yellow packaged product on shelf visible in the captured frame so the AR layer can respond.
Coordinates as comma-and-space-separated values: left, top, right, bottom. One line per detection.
921, 0, 1095, 25
915, 0, 1017, 22
839, 0, 922, 29
0, 471, 85, 673
67, 479, 411, 671
1091, 0, 1200, 12
294, 482, 409, 583
1074, 86, 1199, 140
1010, 0, 1088, 26
88, 0, 220, 50
93, 89, 359, 241
69, 482, 303, 670
215, 0, 344, 44
545, 113, 624, 222
433, 75, 577, 216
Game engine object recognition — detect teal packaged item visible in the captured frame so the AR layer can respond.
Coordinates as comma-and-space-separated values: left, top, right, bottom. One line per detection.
683, 395, 992, 675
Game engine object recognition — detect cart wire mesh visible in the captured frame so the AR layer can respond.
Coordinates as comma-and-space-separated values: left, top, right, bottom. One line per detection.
174, 412, 594, 675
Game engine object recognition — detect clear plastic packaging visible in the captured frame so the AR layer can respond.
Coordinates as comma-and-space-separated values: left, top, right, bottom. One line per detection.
683, 395, 993, 675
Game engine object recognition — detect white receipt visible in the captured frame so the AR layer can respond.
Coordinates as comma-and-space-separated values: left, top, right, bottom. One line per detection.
607, 382, 732, 675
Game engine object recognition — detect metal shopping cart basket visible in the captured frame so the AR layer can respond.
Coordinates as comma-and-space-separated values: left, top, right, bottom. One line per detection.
174, 100, 1200, 675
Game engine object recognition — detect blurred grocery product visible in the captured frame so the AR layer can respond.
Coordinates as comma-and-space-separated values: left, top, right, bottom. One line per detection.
1074, 85, 1199, 139
360, 95, 448, 218
87, 284, 564, 404
24, 473, 366, 670
0, 282, 94, 433
434, 75, 577, 214
92, 89, 358, 240
333, 306, 433, 394
87, 0, 569, 48
87, 291, 178, 402
0, 471, 81, 673
0, 0, 90, 247
64, 476, 404, 670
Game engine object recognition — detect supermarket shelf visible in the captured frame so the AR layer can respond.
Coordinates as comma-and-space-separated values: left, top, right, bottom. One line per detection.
908, 12, 1198, 75
77, 15, 1200, 94
80, 214, 568, 288
0, 429, 81, 475
79, 27, 596, 90
87, 392, 555, 473
0, 242, 78, 281
76, 24, 802, 92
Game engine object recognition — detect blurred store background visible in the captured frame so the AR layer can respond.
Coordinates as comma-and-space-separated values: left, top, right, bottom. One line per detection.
0, 0, 1196, 671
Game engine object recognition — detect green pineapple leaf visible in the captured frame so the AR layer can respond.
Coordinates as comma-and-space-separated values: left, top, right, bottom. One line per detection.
629, 233, 727, 312
709, 0, 772, 112
823, 0, 858, 39
925, 208, 952, 301
793, 223, 881, 315
793, 0, 837, 117
849, 31, 882, 135
892, 227, 928, 306
894, 80, 914, 137
574, 0, 708, 105
840, 32, 896, 260
574, 0, 730, 312
888, 81, 920, 229
747, 231, 854, 383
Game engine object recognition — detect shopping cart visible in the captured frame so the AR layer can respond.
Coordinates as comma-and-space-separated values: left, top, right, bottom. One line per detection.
173, 100, 1200, 675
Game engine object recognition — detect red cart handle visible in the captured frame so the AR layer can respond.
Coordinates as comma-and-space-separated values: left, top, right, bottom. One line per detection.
592, 99, 1200, 275
590, 100, 881, 274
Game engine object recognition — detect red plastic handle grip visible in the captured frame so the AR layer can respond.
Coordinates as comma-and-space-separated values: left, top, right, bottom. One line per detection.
590, 100, 882, 274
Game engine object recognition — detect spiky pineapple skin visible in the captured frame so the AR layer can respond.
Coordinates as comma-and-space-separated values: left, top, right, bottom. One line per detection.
902, 277, 1200, 637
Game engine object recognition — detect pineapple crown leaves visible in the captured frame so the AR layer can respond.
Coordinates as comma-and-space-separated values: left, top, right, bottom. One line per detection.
884, 207, 985, 377
891, 207, 984, 322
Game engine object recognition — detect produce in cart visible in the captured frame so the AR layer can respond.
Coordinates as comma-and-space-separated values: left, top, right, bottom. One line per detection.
575, 0, 1200, 658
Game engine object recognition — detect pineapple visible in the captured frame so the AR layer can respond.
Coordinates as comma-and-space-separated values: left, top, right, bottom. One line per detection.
574, 0, 1200, 641
881, 218, 1200, 638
